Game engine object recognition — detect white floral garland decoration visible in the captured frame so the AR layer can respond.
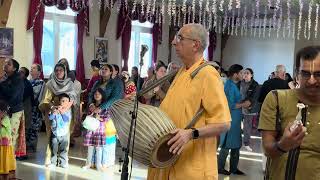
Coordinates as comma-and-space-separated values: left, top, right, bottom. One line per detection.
297, 0, 303, 40
228, 0, 233, 11
236, 0, 241, 9
307, 1, 313, 40
213, 0, 218, 29
199, 0, 204, 24
287, 0, 291, 38
263, 5, 267, 38
192, 0, 196, 22
304, 21, 307, 39
168, 0, 172, 25
277, 3, 283, 38
235, 7, 240, 36
250, 4, 255, 36
220, 0, 225, 12
205, 0, 210, 29
172, 0, 176, 26
182, 0, 187, 25
231, 9, 235, 35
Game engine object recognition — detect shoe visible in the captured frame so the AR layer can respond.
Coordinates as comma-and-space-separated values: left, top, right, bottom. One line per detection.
60, 164, 68, 168
82, 164, 91, 170
46, 164, 56, 168
232, 169, 245, 175
16, 156, 28, 161
218, 169, 231, 175
244, 145, 253, 152
96, 165, 104, 172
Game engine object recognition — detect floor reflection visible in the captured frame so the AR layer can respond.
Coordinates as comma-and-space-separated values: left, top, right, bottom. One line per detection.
15, 133, 264, 180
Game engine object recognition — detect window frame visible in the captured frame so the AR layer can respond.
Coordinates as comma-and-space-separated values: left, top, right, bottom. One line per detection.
129, 21, 153, 78
42, 7, 77, 77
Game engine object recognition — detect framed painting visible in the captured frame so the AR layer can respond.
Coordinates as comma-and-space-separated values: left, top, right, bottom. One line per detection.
0, 27, 13, 58
94, 37, 108, 63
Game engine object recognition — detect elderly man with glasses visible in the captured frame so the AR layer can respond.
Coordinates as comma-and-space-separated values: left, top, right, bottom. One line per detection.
259, 46, 320, 180
147, 24, 231, 180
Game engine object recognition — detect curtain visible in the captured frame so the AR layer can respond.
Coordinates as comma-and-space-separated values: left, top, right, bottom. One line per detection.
75, 9, 88, 84
117, 2, 162, 70
27, 0, 89, 81
208, 30, 217, 62
27, 0, 45, 79
120, 18, 132, 71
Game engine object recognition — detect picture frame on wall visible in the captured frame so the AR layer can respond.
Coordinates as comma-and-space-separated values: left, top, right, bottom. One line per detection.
94, 37, 108, 63
0, 28, 13, 58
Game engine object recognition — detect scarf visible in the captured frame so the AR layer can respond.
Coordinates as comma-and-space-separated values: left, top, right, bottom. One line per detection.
46, 64, 77, 103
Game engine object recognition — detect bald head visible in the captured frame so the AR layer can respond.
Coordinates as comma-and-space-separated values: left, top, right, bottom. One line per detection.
275, 65, 286, 79
181, 24, 209, 52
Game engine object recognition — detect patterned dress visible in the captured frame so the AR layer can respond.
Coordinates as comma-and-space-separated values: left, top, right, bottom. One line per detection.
0, 116, 16, 174
26, 79, 45, 152
124, 80, 136, 100
83, 109, 109, 147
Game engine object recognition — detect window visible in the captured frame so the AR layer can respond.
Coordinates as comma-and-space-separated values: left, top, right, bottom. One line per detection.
128, 21, 153, 78
41, 6, 77, 77
203, 47, 209, 61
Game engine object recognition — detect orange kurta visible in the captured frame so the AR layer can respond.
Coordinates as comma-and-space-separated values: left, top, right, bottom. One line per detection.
147, 60, 231, 180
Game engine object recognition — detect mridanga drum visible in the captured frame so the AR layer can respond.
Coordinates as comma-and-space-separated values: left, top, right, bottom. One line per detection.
109, 100, 178, 168
109, 62, 216, 168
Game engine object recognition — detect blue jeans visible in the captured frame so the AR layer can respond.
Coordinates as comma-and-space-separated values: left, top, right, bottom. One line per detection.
218, 148, 240, 173
87, 146, 102, 167
102, 136, 116, 167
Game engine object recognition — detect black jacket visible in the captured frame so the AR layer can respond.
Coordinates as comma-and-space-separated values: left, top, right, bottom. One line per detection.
0, 72, 24, 113
258, 78, 289, 103
242, 79, 261, 114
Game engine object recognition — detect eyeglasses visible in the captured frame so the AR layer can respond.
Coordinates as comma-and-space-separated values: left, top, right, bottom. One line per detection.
55, 69, 64, 72
299, 70, 320, 80
175, 34, 198, 43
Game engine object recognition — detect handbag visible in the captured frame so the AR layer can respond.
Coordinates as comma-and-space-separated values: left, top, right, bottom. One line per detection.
82, 115, 100, 131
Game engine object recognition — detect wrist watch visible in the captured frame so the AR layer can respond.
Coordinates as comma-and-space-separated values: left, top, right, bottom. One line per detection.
191, 128, 199, 139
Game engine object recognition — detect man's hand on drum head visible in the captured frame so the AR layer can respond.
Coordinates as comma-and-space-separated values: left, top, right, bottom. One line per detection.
168, 129, 192, 155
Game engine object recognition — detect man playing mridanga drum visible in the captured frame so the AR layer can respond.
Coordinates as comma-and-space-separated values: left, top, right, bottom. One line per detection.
147, 24, 231, 180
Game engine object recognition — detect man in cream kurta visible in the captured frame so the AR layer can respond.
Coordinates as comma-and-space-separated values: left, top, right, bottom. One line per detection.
147, 24, 231, 180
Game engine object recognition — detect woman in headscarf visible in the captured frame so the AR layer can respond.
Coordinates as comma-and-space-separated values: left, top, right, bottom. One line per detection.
143, 63, 170, 107
26, 64, 45, 153
49, 58, 76, 82
0, 58, 25, 159
39, 63, 76, 166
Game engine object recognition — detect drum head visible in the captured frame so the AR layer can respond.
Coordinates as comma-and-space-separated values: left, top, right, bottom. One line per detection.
151, 133, 179, 168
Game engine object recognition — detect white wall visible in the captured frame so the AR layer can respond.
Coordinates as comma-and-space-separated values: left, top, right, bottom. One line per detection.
222, 35, 295, 84
6, 0, 33, 69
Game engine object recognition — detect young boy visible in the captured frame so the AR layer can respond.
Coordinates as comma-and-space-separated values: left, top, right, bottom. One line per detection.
48, 93, 72, 168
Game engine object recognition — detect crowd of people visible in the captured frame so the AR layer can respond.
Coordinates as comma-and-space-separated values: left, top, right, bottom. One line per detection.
0, 54, 182, 177
0, 23, 320, 180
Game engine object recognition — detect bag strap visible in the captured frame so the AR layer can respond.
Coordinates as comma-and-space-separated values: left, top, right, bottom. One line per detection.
265, 90, 282, 180
284, 103, 307, 180
271, 90, 282, 139
185, 62, 217, 129
270, 90, 308, 180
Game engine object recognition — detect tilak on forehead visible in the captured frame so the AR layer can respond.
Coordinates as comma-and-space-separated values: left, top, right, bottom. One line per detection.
311, 60, 315, 73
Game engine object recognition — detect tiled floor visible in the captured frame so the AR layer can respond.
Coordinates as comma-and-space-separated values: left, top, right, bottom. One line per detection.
14, 133, 264, 180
